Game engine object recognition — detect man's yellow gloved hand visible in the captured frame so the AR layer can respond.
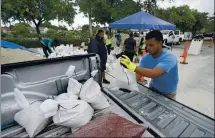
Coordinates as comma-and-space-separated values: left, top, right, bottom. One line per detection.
120, 55, 137, 72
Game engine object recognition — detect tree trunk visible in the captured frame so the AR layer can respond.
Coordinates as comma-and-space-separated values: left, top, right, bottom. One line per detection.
89, 13, 93, 38
36, 25, 41, 40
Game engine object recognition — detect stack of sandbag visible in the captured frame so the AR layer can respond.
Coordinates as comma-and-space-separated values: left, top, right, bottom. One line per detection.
65, 65, 111, 110
48, 44, 87, 58
13, 65, 111, 137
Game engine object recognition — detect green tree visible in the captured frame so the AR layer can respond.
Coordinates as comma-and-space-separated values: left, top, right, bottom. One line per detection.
11, 22, 30, 37
2, 0, 76, 39
78, 0, 142, 37
191, 9, 208, 34
154, 5, 209, 33
205, 15, 215, 33
44, 28, 58, 39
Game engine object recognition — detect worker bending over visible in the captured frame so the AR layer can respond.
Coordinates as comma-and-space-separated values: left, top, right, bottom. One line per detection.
120, 30, 179, 100
40, 38, 58, 58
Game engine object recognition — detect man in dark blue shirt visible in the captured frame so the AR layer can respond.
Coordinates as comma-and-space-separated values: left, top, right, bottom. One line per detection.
87, 29, 110, 84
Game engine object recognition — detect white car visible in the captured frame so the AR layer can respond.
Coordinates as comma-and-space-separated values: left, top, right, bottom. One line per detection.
161, 30, 181, 45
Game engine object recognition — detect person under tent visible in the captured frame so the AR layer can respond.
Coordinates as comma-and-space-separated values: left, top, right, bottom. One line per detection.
123, 32, 137, 62
115, 30, 122, 47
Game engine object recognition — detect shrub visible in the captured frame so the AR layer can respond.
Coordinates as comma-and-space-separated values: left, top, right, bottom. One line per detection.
2, 37, 88, 48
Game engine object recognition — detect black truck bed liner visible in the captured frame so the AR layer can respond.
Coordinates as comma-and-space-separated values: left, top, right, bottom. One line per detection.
103, 86, 214, 137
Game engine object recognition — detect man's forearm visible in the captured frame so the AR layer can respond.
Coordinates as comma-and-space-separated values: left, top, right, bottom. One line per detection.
136, 73, 142, 81
135, 66, 159, 78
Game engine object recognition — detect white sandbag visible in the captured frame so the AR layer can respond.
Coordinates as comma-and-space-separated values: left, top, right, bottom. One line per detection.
81, 42, 85, 47
40, 99, 94, 128
53, 100, 94, 128
55, 93, 78, 102
14, 101, 51, 137
14, 88, 30, 110
67, 78, 82, 96
80, 77, 110, 110
112, 59, 139, 92
40, 99, 58, 118
112, 62, 117, 69
13, 88, 51, 137
91, 70, 98, 77
65, 65, 75, 77
105, 63, 112, 72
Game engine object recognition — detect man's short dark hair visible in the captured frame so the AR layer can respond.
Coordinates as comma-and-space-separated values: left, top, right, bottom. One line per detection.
129, 32, 133, 38
97, 29, 104, 34
145, 30, 163, 42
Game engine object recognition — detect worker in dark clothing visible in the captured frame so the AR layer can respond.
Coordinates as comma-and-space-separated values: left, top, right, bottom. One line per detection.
123, 32, 136, 61
87, 29, 110, 84
40, 38, 58, 58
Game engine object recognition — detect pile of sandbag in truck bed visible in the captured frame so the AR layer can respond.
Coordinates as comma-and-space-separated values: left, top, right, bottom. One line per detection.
13, 65, 145, 137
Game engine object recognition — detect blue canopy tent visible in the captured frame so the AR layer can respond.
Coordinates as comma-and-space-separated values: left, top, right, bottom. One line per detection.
109, 11, 176, 30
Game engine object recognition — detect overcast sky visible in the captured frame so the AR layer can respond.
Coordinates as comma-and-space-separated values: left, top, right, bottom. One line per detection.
51, 0, 214, 29
2, 0, 214, 29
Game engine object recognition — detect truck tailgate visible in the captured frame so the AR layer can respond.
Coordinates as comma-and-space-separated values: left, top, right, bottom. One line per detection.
103, 85, 214, 137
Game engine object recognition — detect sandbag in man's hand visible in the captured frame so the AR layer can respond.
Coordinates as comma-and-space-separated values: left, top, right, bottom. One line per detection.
120, 55, 137, 72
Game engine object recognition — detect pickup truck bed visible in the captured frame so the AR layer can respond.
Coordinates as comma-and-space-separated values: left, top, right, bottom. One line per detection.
1, 54, 214, 137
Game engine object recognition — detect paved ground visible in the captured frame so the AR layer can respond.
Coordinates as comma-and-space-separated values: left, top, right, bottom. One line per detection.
172, 41, 214, 118
104, 41, 214, 119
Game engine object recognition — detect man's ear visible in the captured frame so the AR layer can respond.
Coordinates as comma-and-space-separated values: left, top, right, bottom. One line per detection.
159, 41, 163, 46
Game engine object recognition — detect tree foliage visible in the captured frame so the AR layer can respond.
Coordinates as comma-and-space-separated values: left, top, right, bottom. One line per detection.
11, 23, 30, 37
1, 0, 75, 38
154, 5, 210, 33
205, 15, 215, 33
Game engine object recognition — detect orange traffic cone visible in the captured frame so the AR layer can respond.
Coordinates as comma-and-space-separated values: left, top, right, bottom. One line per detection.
208, 40, 213, 48
180, 41, 190, 64
180, 51, 188, 64
180, 41, 190, 57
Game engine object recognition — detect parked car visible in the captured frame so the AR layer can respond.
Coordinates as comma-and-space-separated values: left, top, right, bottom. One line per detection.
161, 30, 181, 45
203, 32, 214, 38
192, 34, 204, 39
174, 30, 184, 42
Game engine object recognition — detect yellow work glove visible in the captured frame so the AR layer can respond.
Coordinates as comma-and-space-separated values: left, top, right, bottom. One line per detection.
120, 55, 137, 72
